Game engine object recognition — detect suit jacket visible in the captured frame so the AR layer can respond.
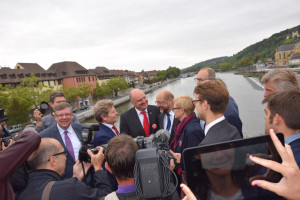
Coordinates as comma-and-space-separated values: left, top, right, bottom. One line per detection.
290, 138, 300, 168
120, 105, 160, 138
93, 123, 117, 146
200, 119, 241, 146
158, 113, 180, 145
225, 96, 243, 138
40, 123, 82, 179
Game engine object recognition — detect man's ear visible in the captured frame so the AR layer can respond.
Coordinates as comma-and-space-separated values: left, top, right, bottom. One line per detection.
48, 156, 56, 167
273, 113, 282, 125
203, 100, 209, 110
105, 162, 112, 174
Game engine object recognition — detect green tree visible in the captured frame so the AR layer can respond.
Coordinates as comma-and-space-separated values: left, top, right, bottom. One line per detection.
93, 82, 112, 98
106, 77, 130, 96
77, 83, 92, 99
166, 66, 180, 78
62, 86, 79, 102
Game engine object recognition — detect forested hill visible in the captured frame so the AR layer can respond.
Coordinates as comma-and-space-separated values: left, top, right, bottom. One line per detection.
228, 24, 300, 62
182, 24, 300, 72
181, 56, 228, 73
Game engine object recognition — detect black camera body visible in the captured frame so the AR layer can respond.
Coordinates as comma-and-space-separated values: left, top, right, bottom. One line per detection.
38, 101, 50, 115
134, 130, 176, 199
78, 124, 100, 163
2, 135, 18, 147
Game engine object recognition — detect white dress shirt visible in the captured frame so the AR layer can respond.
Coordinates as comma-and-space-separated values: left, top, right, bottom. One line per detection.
135, 108, 150, 128
204, 116, 225, 136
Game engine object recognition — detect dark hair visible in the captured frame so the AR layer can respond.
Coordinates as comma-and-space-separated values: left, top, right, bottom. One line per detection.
262, 89, 300, 130
105, 134, 138, 180
49, 91, 65, 103
194, 79, 229, 114
27, 138, 59, 170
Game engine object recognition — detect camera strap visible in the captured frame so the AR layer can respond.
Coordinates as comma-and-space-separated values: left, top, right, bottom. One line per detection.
41, 181, 56, 200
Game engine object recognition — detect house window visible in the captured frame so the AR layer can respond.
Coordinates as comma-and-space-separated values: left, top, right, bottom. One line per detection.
92, 76, 94, 81
48, 81, 51, 86
279, 53, 281, 59
284, 52, 286, 59
88, 77, 90, 82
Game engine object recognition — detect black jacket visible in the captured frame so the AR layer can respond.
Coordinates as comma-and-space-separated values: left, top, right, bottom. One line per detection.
19, 169, 113, 200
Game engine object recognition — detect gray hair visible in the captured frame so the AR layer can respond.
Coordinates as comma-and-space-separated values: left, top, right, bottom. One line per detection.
200, 67, 216, 79
93, 99, 114, 123
54, 102, 72, 114
261, 69, 299, 91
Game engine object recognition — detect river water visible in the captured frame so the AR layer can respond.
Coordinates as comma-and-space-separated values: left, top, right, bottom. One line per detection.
85, 73, 266, 138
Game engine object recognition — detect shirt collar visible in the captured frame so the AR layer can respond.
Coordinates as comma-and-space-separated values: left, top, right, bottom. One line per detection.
285, 132, 300, 144
117, 184, 135, 193
135, 107, 148, 115
204, 116, 225, 135
57, 124, 72, 135
102, 123, 113, 129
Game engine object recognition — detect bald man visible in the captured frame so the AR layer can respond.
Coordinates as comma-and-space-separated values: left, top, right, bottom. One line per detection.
19, 138, 113, 200
156, 89, 179, 144
120, 89, 160, 138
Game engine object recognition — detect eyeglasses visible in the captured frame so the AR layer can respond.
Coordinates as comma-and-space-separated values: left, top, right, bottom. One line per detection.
48, 151, 68, 161
192, 100, 202, 105
172, 107, 181, 110
155, 100, 166, 105
56, 113, 72, 118
194, 78, 207, 82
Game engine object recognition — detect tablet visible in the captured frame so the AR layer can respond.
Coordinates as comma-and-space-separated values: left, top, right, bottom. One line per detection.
182, 133, 284, 200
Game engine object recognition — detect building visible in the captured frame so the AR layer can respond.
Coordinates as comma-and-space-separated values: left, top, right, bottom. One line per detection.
275, 42, 300, 66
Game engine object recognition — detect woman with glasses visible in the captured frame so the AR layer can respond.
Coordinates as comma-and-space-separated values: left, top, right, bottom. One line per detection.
170, 95, 205, 197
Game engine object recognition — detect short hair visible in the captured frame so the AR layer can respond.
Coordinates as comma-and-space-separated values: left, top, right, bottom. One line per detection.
163, 90, 174, 100
49, 91, 65, 103
173, 96, 195, 115
261, 69, 299, 91
54, 102, 72, 114
93, 99, 114, 123
262, 89, 300, 130
200, 67, 216, 79
194, 79, 229, 114
27, 138, 59, 170
105, 134, 138, 181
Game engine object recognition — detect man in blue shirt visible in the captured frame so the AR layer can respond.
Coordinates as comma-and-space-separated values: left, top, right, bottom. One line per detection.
263, 89, 300, 167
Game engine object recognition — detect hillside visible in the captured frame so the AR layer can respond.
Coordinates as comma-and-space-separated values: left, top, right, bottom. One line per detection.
182, 24, 300, 72
181, 56, 228, 73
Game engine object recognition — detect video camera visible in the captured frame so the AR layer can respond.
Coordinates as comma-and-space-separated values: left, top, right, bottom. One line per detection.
78, 124, 100, 163
134, 129, 178, 199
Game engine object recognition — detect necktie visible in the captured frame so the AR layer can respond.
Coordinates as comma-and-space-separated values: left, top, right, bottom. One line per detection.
166, 114, 171, 131
112, 125, 119, 136
64, 130, 75, 161
141, 111, 150, 137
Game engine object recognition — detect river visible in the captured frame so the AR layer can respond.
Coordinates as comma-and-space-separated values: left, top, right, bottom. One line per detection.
85, 73, 266, 138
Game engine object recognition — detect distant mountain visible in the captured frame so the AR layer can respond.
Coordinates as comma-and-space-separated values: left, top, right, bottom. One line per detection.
181, 56, 228, 73
182, 24, 300, 72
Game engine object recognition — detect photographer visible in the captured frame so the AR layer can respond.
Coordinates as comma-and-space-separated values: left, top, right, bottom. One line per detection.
34, 91, 80, 133
0, 108, 11, 137
19, 138, 113, 200
0, 125, 41, 200
100, 134, 179, 200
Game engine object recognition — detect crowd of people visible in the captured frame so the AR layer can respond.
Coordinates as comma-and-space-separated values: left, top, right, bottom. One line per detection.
1, 67, 300, 200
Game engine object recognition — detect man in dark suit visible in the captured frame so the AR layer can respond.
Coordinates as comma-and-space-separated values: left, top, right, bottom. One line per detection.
40, 102, 82, 179
194, 80, 241, 145
156, 89, 179, 144
196, 67, 243, 137
92, 99, 119, 146
120, 89, 160, 138
263, 89, 300, 167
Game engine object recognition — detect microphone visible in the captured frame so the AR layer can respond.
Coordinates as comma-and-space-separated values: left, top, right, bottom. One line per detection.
154, 129, 170, 145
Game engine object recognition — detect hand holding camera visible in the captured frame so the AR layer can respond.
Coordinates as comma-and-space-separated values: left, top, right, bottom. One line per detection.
87, 146, 104, 171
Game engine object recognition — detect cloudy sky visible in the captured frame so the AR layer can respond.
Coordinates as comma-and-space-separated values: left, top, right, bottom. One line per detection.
0, 0, 299, 71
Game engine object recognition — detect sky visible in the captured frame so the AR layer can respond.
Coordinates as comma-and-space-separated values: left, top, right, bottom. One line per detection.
0, 0, 299, 72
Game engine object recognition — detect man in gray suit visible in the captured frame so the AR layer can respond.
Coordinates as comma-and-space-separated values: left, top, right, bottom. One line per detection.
193, 80, 241, 145
40, 102, 82, 179
156, 89, 179, 144
34, 91, 79, 133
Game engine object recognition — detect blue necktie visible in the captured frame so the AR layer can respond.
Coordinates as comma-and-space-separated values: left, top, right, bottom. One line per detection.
166, 114, 171, 131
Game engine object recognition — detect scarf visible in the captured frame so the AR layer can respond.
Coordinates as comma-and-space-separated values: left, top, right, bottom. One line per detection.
170, 112, 195, 150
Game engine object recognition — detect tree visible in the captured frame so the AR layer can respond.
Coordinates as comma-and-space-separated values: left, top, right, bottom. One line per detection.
166, 66, 180, 78
93, 82, 112, 98
106, 77, 130, 96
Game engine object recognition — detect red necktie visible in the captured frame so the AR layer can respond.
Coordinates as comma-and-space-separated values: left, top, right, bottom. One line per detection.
141, 111, 150, 137
112, 125, 119, 136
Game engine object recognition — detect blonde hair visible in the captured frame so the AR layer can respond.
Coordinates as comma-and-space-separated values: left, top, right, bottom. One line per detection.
174, 96, 195, 115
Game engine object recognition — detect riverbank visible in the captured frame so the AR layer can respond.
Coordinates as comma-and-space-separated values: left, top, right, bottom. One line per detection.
76, 78, 180, 122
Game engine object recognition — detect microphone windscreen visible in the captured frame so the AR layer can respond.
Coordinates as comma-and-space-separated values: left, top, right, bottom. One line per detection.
155, 129, 170, 144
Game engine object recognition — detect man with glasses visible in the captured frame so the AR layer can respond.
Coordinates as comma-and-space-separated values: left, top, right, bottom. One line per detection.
120, 89, 160, 138
19, 138, 113, 200
34, 91, 80, 133
40, 102, 82, 179
196, 67, 243, 137
194, 80, 241, 145
156, 89, 179, 144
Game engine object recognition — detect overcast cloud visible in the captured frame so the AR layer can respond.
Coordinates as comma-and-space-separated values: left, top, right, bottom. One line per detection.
0, 0, 299, 71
